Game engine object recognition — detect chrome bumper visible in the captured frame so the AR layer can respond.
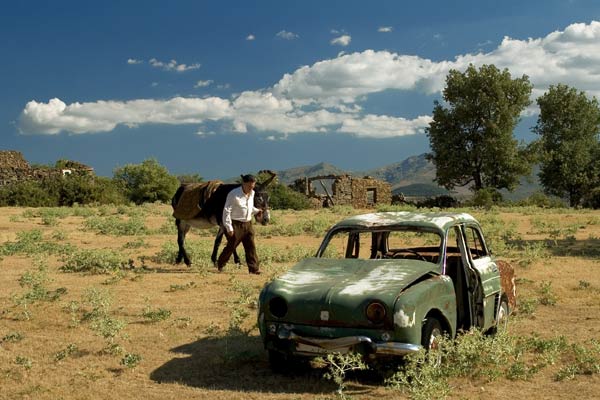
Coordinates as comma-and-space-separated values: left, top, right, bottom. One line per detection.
277, 329, 422, 356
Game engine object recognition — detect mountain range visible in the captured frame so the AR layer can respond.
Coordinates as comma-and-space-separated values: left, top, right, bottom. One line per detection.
275, 153, 541, 200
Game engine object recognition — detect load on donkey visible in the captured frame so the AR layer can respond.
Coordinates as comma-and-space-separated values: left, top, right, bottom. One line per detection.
171, 170, 277, 267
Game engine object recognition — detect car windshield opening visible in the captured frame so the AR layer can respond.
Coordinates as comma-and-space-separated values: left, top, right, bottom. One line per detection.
320, 228, 442, 263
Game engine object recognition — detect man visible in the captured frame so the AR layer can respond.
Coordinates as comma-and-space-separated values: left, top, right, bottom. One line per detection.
216, 174, 261, 274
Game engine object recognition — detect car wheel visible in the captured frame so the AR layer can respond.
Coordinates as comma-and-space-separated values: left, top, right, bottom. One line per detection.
421, 317, 443, 365
489, 298, 509, 335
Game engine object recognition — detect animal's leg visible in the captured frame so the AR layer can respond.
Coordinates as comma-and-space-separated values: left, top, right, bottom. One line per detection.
175, 219, 192, 266
212, 227, 224, 265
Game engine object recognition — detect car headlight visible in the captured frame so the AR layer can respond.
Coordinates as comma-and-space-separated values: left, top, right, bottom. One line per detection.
366, 301, 386, 324
269, 296, 288, 318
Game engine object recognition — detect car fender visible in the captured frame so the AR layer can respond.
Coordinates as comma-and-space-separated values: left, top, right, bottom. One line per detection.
392, 274, 457, 344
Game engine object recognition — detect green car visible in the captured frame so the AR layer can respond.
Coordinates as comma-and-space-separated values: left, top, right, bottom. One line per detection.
258, 211, 516, 367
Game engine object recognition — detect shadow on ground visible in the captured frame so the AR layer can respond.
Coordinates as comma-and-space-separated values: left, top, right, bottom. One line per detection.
149, 334, 343, 395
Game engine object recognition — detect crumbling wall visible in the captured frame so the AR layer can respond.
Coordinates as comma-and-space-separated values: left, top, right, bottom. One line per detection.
0, 150, 94, 186
291, 174, 391, 208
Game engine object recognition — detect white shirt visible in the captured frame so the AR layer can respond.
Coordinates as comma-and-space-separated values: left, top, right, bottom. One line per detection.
222, 186, 260, 233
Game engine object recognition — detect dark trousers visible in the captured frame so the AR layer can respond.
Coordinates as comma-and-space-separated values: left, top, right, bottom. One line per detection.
217, 220, 259, 272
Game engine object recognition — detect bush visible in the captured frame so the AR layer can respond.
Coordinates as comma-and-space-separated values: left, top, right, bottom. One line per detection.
470, 188, 503, 209
112, 158, 180, 205
0, 175, 125, 207
268, 183, 312, 210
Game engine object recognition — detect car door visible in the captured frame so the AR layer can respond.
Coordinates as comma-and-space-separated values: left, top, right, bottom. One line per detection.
461, 223, 501, 331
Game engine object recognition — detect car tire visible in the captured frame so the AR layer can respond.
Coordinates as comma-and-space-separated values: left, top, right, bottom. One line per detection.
421, 317, 443, 366
488, 298, 509, 335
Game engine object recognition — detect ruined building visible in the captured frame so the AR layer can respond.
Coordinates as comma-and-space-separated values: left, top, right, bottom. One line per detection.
0, 150, 94, 186
291, 174, 392, 208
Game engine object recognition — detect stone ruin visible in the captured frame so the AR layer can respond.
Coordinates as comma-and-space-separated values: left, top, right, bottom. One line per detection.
0, 150, 94, 186
291, 174, 392, 208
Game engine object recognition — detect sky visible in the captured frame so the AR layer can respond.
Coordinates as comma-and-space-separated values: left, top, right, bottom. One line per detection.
2, 0, 600, 179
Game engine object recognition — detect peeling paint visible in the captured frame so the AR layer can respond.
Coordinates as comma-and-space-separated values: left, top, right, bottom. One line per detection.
394, 308, 415, 328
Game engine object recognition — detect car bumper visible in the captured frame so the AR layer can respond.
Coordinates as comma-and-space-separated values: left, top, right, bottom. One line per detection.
275, 328, 422, 357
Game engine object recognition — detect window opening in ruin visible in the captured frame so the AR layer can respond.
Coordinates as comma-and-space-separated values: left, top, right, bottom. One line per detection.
366, 188, 376, 205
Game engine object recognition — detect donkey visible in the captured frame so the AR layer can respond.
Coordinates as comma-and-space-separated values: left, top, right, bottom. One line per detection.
171, 171, 276, 267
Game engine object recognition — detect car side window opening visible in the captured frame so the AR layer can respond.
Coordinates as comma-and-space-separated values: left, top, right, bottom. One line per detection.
464, 226, 488, 260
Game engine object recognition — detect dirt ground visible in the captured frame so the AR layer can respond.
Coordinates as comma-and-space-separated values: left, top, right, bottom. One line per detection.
0, 205, 599, 400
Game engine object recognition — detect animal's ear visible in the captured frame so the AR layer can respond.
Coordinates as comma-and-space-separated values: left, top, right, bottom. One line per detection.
240, 175, 244, 182
258, 170, 277, 188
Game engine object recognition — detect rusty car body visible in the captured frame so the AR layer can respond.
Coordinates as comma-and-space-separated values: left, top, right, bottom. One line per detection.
258, 211, 515, 366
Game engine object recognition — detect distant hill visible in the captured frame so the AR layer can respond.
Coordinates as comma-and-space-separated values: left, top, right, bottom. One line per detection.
275, 154, 541, 200
276, 162, 347, 184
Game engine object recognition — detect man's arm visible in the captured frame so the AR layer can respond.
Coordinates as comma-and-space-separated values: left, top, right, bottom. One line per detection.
222, 191, 235, 235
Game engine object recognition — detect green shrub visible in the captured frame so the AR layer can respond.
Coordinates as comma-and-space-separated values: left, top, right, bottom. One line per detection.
84, 215, 148, 236
112, 158, 180, 205
268, 184, 312, 210
61, 249, 126, 274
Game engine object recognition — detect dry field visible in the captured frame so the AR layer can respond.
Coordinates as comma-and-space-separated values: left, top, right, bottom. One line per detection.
1, 204, 599, 400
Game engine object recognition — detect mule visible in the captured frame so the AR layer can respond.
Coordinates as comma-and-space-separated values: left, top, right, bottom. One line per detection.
172, 171, 276, 267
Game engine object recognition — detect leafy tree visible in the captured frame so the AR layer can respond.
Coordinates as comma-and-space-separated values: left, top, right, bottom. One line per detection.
426, 64, 533, 193
269, 183, 312, 210
112, 159, 180, 204
533, 84, 600, 207
177, 173, 204, 184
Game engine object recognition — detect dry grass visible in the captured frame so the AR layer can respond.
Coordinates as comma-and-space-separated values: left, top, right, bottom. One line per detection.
1, 205, 599, 400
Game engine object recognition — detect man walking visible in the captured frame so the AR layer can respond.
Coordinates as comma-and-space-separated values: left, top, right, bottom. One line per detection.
217, 174, 261, 274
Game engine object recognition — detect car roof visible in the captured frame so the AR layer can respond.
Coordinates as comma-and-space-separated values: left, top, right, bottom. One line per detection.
330, 211, 479, 232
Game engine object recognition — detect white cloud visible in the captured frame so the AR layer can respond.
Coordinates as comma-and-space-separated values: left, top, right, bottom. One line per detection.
276, 30, 299, 40
19, 21, 600, 137
339, 115, 433, 138
19, 97, 231, 134
194, 80, 214, 88
246, 34, 256, 41
127, 58, 143, 64
330, 34, 351, 46
378, 26, 393, 33
149, 58, 201, 72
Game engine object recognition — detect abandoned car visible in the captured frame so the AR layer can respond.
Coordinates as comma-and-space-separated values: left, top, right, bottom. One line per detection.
258, 211, 516, 366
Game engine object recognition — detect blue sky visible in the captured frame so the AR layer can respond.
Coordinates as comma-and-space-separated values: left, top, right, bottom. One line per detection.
2, 0, 600, 179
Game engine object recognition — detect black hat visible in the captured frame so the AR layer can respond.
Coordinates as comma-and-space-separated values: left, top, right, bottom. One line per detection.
242, 174, 256, 183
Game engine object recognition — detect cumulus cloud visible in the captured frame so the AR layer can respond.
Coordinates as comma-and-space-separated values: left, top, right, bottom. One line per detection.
330, 34, 351, 46
149, 58, 201, 72
378, 26, 393, 33
127, 58, 143, 64
276, 30, 299, 40
19, 21, 600, 137
19, 97, 231, 134
339, 115, 433, 138
246, 34, 256, 41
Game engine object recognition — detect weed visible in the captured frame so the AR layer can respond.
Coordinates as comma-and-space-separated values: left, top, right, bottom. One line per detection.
142, 305, 172, 323
385, 349, 449, 400
122, 238, 146, 249
61, 248, 126, 274
80, 288, 127, 347
577, 280, 592, 290
1, 229, 73, 256
517, 298, 538, 316
15, 356, 33, 370
168, 281, 197, 292
53, 344, 79, 362
2, 332, 24, 343
121, 353, 142, 369
84, 215, 148, 236
322, 352, 368, 399
538, 281, 558, 306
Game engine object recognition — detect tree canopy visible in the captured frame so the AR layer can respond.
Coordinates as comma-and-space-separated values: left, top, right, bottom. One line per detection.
426, 64, 533, 193
533, 84, 600, 207
112, 159, 180, 205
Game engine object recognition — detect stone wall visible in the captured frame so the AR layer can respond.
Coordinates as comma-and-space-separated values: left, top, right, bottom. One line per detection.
0, 150, 94, 186
292, 174, 392, 208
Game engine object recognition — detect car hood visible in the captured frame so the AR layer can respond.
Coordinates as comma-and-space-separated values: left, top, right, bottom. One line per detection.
264, 258, 437, 326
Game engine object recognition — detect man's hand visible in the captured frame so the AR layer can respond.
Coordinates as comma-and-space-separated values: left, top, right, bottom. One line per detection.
226, 230, 235, 238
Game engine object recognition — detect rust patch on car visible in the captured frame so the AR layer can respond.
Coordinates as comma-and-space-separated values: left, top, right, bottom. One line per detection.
497, 260, 516, 311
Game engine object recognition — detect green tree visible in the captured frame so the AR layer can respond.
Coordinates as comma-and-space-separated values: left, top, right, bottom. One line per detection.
112, 159, 180, 204
533, 84, 600, 207
426, 64, 533, 193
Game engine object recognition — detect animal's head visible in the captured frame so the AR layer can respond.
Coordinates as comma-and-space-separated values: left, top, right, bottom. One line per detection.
253, 170, 277, 225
